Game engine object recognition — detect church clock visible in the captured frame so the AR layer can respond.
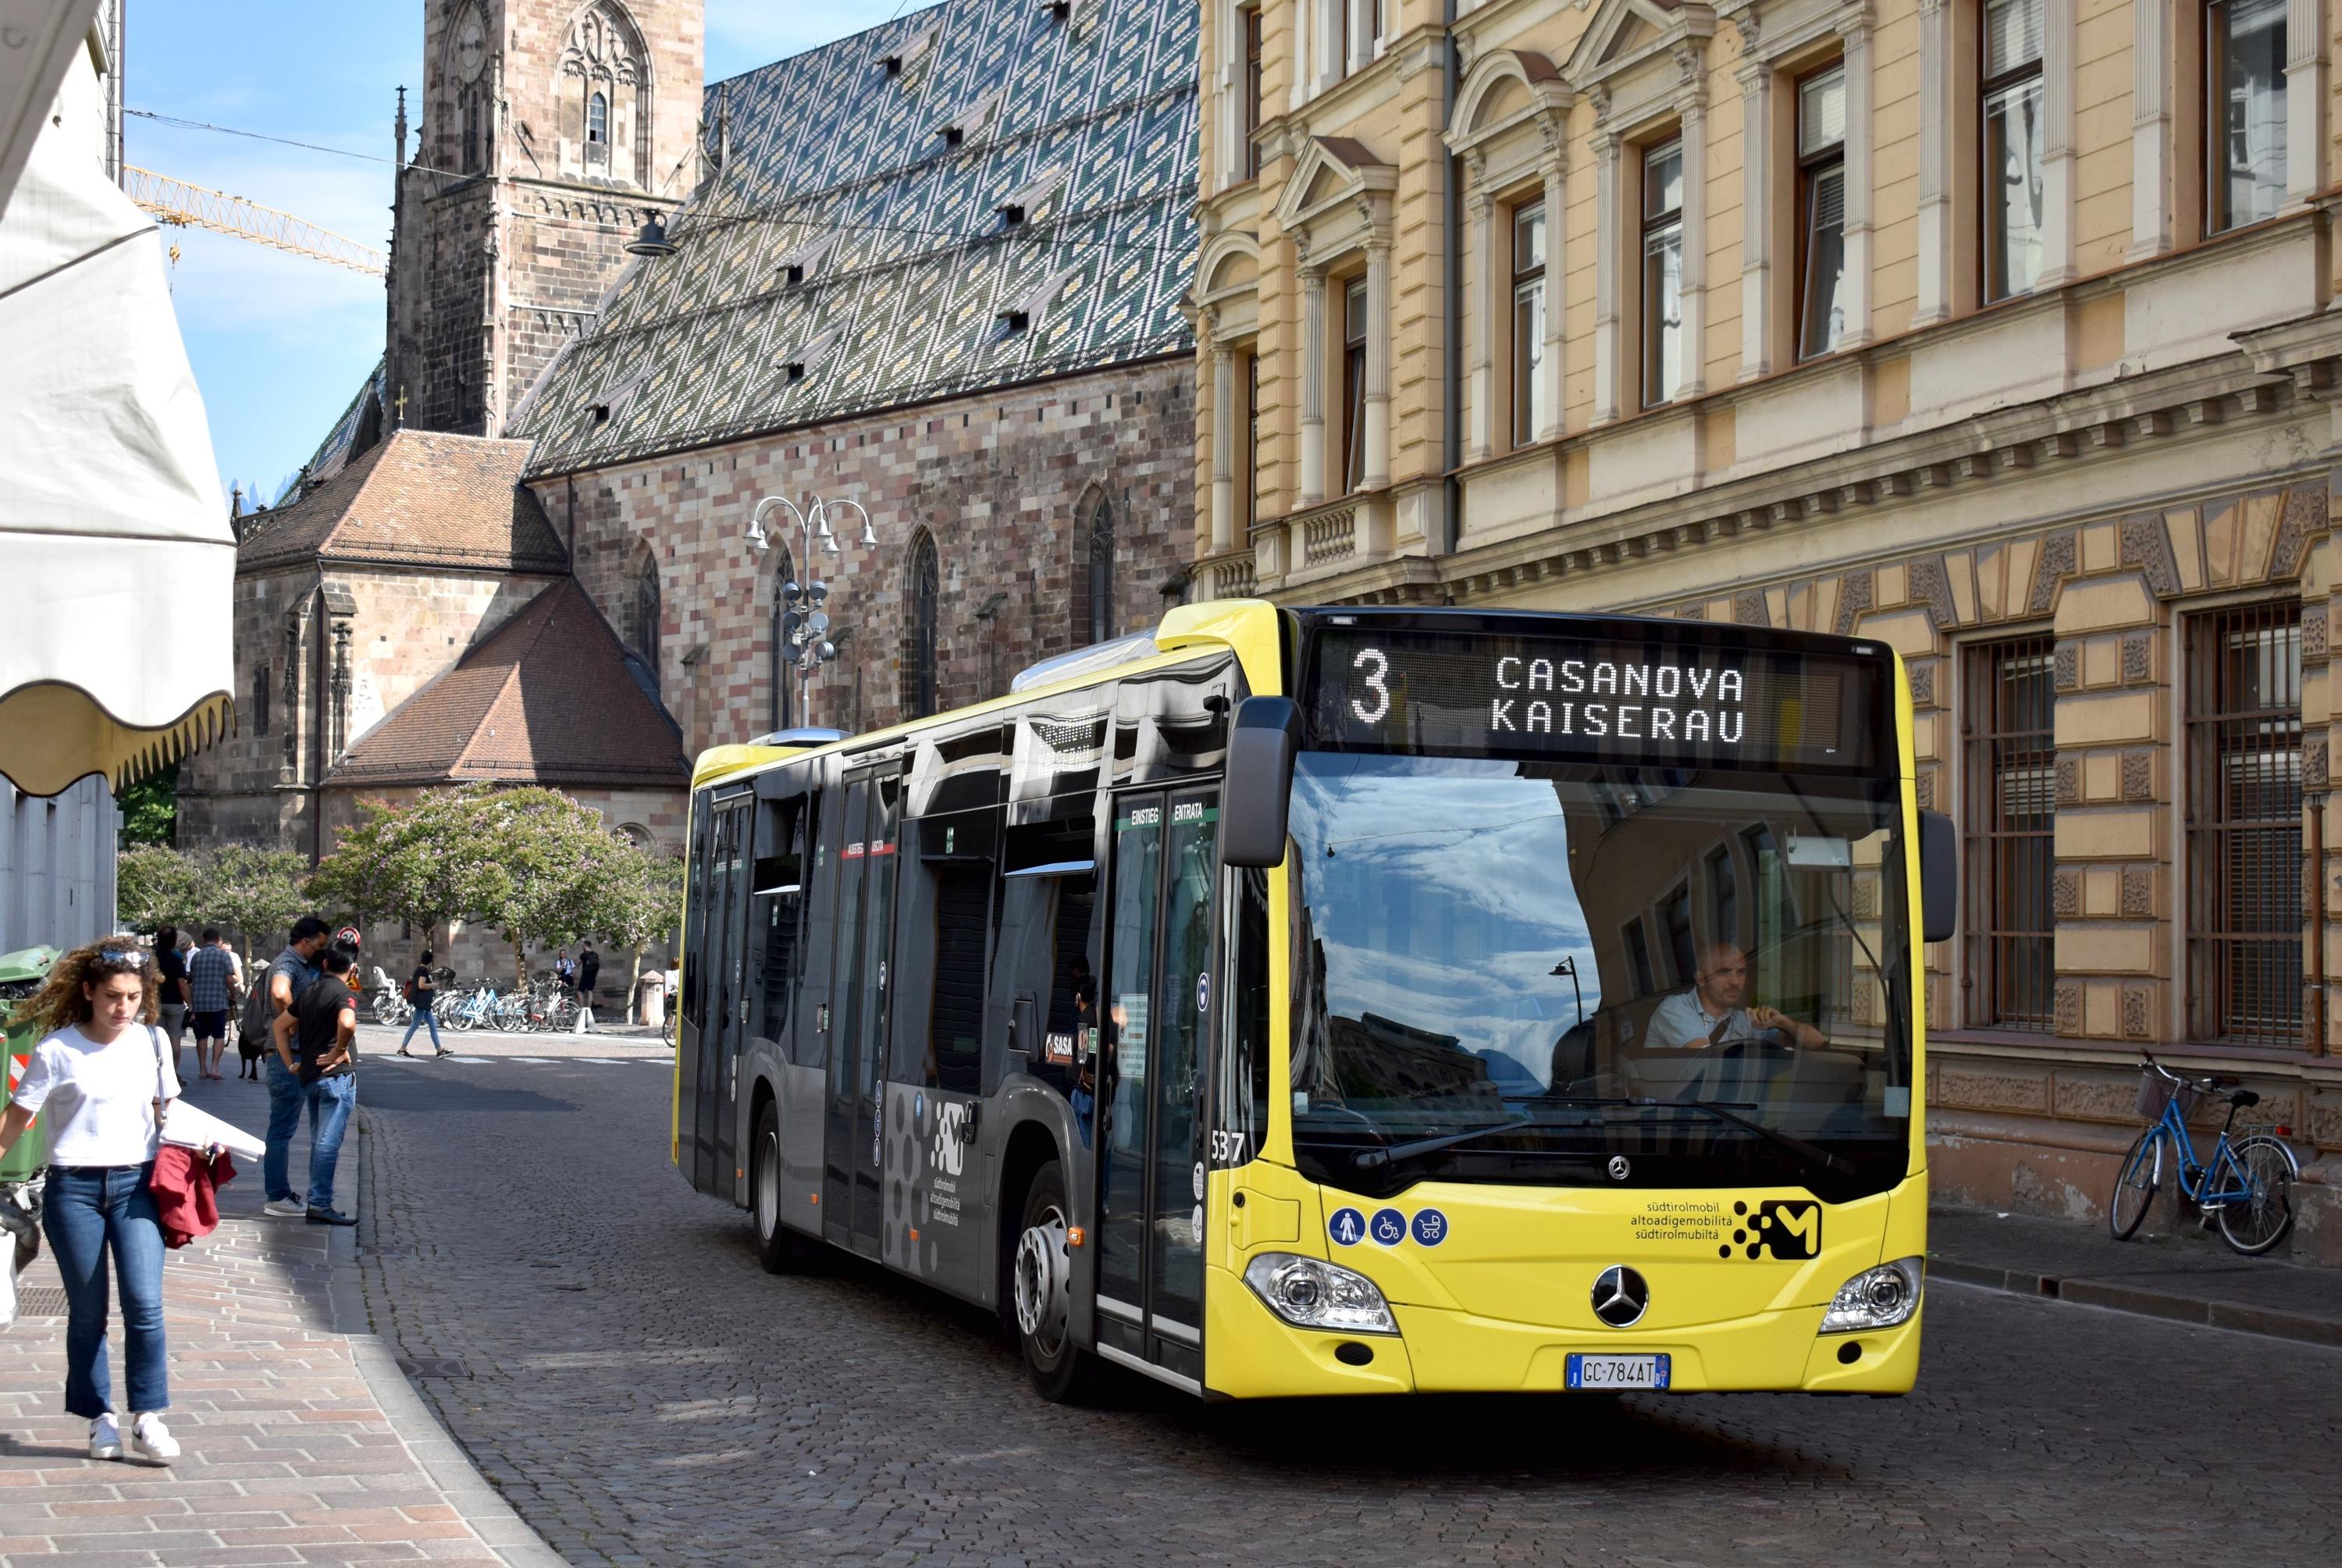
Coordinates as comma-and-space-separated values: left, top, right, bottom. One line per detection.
455, 12, 487, 82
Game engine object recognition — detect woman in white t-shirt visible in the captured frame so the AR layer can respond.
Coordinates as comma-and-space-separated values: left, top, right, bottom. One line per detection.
0, 936, 183, 1464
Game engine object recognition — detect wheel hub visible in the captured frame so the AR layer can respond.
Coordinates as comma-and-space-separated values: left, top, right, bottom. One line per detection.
1013, 1211, 1069, 1343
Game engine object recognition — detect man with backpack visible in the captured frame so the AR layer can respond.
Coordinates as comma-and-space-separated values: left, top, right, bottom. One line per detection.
575, 944, 600, 1034
245, 916, 331, 1219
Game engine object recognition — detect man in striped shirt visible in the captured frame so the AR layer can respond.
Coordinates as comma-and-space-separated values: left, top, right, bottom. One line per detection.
187, 930, 238, 1083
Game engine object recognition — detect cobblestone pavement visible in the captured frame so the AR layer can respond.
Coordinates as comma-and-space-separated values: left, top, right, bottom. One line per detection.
354, 1047, 2342, 1567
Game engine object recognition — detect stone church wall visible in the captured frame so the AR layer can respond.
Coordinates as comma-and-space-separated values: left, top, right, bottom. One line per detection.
539, 355, 1198, 755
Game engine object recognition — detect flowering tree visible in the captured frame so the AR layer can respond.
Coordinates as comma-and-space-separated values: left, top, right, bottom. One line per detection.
116, 844, 310, 963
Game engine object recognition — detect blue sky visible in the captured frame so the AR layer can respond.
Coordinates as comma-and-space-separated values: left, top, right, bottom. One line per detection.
129, 1, 912, 508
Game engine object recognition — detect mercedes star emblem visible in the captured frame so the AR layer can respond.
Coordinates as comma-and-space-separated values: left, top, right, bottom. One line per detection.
1592, 1265, 1650, 1328
1607, 1154, 1632, 1181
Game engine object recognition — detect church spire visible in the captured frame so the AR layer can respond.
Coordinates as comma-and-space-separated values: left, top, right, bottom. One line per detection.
393, 85, 408, 165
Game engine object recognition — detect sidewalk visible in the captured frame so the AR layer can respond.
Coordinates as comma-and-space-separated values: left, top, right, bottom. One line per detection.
0, 1075, 561, 1566
1930, 1205, 2342, 1349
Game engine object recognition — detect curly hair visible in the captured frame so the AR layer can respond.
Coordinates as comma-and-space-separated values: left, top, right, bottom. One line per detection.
20, 933, 159, 1036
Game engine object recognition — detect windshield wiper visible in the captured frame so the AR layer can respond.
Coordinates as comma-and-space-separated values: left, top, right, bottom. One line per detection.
1354, 1116, 1535, 1169
1632, 1097, 1856, 1180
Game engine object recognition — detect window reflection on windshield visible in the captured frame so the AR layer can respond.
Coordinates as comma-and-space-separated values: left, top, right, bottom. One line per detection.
1287, 754, 1911, 1195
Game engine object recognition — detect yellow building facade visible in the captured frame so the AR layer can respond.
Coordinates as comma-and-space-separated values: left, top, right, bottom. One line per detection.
1191, 0, 2342, 1255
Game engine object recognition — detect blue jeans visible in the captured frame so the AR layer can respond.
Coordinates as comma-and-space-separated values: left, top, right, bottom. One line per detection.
304, 1074, 357, 1213
264, 1053, 304, 1203
43, 1165, 168, 1417
401, 1008, 442, 1051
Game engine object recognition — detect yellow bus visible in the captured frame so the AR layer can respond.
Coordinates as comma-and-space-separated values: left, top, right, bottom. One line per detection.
673, 599, 1952, 1401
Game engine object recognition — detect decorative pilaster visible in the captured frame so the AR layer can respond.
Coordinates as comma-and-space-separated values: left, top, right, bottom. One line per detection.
2036, 0, 2077, 289
1539, 135, 1567, 441
1676, 91, 1709, 401
1913, 0, 1952, 325
1362, 228, 1392, 489
1299, 264, 1328, 503
1736, 61, 1774, 381
1210, 346, 1237, 551
2287, 0, 2327, 207
1593, 130, 1622, 426
1465, 181, 1496, 462
1838, 14, 1874, 347
1290, 0, 1312, 110
2130, 0, 2174, 258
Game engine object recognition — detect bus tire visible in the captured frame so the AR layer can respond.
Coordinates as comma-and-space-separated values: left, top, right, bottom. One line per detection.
1013, 1159, 1098, 1403
752, 1101, 815, 1275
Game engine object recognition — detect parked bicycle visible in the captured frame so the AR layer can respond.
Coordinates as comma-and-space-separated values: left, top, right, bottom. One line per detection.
2110, 1054, 2298, 1256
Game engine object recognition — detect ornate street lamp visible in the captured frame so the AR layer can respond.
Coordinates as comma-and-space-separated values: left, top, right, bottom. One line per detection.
747, 492, 876, 729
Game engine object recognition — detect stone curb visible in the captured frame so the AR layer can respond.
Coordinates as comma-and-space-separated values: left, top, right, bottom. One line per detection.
1927, 1256, 2342, 1348
338, 1111, 570, 1568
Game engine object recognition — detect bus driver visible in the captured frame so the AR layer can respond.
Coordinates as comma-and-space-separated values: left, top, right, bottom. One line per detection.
1646, 941, 1828, 1051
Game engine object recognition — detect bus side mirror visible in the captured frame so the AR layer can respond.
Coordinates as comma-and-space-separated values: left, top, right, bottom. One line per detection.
1221, 696, 1301, 868
1919, 809, 1956, 944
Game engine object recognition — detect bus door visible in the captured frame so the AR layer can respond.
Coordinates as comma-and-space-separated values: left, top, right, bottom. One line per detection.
823, 767, 902, 1256
696, 791, 754, 1194
1096, 785, 1219, 1386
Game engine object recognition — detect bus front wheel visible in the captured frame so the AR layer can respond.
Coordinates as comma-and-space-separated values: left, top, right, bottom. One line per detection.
1013, 1159, 1099, 1403
752, 1101, 816, 1275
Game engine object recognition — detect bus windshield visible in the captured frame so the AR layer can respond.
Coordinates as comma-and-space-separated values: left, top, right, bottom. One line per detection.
1286, 752, 1913, 1201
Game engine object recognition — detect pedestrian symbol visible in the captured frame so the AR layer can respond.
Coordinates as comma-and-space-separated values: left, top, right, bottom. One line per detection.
1370, 1207, 1407, 1246
1411, 1209, 1449, 1246
1329, 1207, 1366, 1246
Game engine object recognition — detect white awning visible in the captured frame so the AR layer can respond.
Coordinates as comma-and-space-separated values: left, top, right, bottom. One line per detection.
0, 27, 233, 797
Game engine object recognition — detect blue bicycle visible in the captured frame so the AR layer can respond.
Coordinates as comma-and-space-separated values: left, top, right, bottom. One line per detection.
2110, 1054, 2298, 1256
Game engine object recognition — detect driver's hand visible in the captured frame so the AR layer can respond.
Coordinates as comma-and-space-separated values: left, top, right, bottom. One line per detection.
1749, 1006, 1786, 1031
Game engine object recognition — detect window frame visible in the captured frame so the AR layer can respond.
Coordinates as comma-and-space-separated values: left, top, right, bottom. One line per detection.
1244, 3, 1265, 180
1962, 635, 2058, 1031
1639, 137, 1685, 409
253, 664, 271, 738
1794, 63, 1850, 361
2183, 601, 2305, 1047
1341, 274, 1369, 492
2203, 0, 2290, 235
1980, 0, 2046, 304
587, 89, 610, 148
903, 532, 941, 720
1510, 198, 1548, 448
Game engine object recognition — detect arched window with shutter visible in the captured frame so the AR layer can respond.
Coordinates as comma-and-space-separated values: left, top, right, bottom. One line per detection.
767, 545, 799, 733
589, 90, 610, 147
1084, 491, 1116, 646
903, 531, 941, 720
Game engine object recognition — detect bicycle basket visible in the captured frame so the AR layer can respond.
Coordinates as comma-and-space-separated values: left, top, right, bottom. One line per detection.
2136, 1070, 2203, 1122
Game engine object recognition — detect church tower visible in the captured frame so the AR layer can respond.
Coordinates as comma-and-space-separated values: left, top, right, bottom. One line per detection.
387, 0, 704, 436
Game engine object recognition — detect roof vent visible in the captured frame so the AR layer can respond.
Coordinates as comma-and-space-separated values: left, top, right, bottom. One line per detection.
995, 308, 1030, 336
747, 727, 849, 748
1044, 0, 1070, 18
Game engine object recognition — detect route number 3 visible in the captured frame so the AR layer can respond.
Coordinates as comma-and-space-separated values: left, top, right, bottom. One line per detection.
1351, 647, 1390, 725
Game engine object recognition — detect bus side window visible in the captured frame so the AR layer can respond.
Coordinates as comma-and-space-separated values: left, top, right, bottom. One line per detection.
917, 809, 996, 1093
1212, 866, 1269, 1167
753, 796, 806, 1047
681, 791, 714, 1030
793, 789, 838, 1069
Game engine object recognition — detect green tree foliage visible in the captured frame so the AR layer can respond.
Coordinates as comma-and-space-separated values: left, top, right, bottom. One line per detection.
309, 784, 681, 985
115, 843, 310, 961
115, 768, 178, 848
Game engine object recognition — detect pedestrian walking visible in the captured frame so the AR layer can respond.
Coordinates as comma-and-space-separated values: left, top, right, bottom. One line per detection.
254, 916, 331, 1219
398, 950, 452, 1058
0, 936, 183, 1463
152, 928, 190, 1079
186, 930, 235, 1081
575, 944, 600, 1034
272, 947, 360, 1226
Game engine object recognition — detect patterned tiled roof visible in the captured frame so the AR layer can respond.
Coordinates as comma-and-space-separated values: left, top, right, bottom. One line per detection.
511, 0, 1199, 478
236, 429, 570, 575
329, 579, 689, 788
300, 358, 389, 490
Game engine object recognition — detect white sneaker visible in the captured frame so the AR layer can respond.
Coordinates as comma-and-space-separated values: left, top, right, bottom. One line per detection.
263, 1198, 306, 1218
89, 1414, 121, 1460
130, 1413, 178, 1463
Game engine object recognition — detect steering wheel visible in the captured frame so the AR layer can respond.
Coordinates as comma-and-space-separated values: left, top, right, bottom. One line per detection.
1714, 1036, 1799, 1061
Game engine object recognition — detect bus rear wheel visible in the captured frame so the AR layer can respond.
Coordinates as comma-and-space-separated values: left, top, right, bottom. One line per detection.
752, 1102, 815, 1275
1013, 1159, 1098, 1403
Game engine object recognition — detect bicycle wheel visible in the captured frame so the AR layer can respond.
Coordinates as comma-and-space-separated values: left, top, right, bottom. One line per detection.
2109, 1127, 2162, 1239
2214, 1136, 2298, 1257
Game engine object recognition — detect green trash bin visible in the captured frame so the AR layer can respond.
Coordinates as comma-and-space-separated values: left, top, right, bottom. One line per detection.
0, 946, 60, 1182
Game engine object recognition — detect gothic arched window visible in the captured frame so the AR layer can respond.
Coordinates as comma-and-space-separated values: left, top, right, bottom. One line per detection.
1084, 493, 1116, 646
767, 546, 799, 734
903, 532, 941, 720
461, 89, 482, 173
632, 554, 661, 693
587, 90, 610, 165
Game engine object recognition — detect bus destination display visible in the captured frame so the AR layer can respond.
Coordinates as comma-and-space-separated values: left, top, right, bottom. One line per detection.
1305, 629, 1883, 771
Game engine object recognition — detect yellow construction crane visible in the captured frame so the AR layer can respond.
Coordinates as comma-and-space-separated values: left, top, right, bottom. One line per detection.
123, 165, 384, 276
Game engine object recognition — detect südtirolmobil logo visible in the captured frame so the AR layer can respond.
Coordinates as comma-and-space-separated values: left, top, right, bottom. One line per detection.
1725, 1200, 1821, 1260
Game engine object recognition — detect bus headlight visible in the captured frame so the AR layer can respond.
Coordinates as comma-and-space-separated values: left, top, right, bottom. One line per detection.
1819, 1257, 1924, 1333
1243, 1253, 1398, 1335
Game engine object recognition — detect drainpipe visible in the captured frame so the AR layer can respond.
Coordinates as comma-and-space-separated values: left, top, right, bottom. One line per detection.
1440, 0, 1463, 558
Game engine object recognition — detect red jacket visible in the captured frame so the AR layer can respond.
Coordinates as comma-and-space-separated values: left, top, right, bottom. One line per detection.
151, 1145, 237, 1249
